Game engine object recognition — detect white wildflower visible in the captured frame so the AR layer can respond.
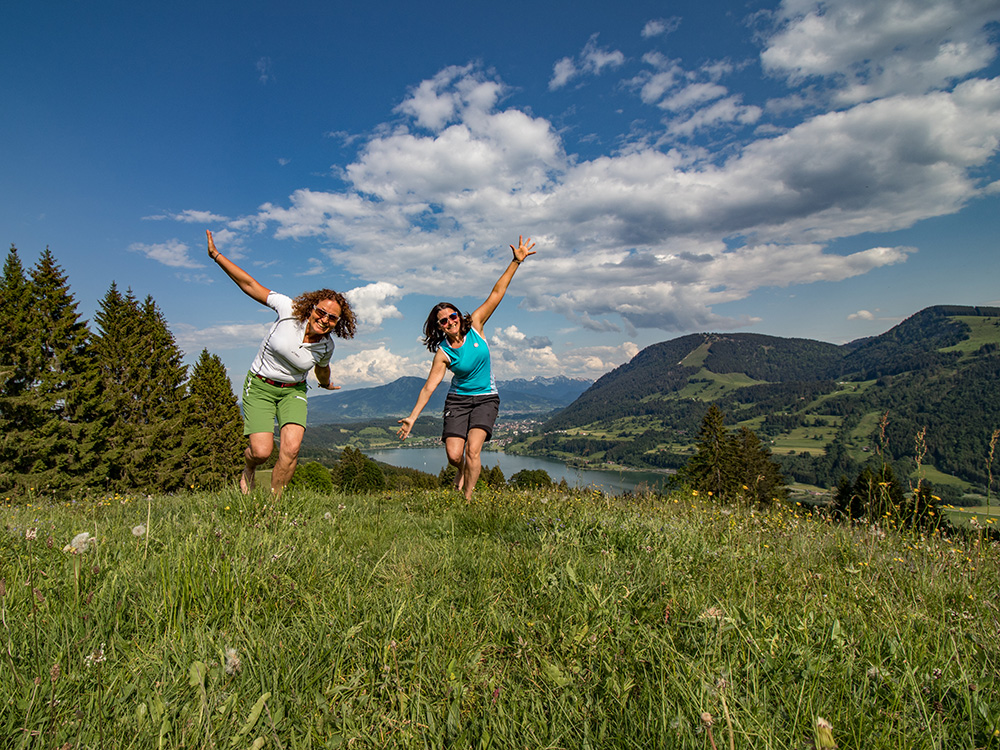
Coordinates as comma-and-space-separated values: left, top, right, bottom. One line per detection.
25, 527, 38, 541
224, 647, 242, 675
131, 524, 146, 537
84, 643, 106, 668
63, 532, 93, 554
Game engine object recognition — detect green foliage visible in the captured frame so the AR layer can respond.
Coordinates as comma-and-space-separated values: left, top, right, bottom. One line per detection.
182, 349, 244, 490
334, 446, 386, 492
508, 468, 552, 489
0, 248, 99, 494
678, 405, 786, 505
287, 460, 334, 493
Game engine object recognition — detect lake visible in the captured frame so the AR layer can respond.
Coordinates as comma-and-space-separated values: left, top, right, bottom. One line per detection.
364, 446, 671, 495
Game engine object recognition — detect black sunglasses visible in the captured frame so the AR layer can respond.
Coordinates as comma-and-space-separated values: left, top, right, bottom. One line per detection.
437, 311, 460, 327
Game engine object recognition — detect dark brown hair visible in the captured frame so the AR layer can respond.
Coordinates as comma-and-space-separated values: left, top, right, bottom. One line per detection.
292, 289, 356, 339
422, 302, 472, 352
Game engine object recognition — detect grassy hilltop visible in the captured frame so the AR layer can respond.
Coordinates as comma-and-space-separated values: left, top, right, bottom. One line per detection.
3, 486, 998, 749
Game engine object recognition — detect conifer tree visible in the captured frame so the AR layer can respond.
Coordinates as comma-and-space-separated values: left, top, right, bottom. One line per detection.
680, 404, 734, 499
92, 287, 188, 491
731, 427, 787, 505
0, 246, 33, 492
0, 249, 98, 494
182, 349, 243, 489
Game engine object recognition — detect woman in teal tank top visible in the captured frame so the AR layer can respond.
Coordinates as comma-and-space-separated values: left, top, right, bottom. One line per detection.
397, 236, 537, 500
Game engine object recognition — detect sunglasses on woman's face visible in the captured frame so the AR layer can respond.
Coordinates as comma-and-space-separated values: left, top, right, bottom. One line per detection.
313, 306, 340, 323
437, 312, 460, 327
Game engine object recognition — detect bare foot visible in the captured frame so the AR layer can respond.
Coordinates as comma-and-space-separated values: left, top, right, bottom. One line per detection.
239, 466, 256, 495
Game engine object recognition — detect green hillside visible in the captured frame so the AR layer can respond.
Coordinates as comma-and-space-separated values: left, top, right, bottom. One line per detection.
508, 306, 1000, 497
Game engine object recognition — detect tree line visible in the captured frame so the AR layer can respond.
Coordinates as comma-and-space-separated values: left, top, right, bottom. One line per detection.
0, 246, 243, 498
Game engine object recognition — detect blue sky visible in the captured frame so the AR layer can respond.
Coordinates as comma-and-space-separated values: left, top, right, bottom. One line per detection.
4, 0, 1000, 390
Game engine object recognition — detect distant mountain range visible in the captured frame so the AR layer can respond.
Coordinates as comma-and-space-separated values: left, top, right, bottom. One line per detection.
505, 305, 1000, 494
307, 374, 592, 423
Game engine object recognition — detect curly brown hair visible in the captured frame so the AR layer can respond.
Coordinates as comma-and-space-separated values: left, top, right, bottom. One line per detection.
422, 302, 472, 352
292, 289, 357, 339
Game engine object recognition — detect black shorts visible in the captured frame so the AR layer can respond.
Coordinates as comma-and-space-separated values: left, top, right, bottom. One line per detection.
442, 392, 500, 442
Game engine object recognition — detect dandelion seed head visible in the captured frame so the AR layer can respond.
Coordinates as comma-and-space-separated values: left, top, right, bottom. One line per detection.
131, 524, 146, 537
224, 647, 241, 675
63, 532, 93, 554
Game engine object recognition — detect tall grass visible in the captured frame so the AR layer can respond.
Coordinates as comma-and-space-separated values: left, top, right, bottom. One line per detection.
2, 487, 998, 748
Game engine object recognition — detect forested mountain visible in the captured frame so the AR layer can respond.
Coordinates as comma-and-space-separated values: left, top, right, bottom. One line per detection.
306, 374, 591, 423
508, 306, 1000, 495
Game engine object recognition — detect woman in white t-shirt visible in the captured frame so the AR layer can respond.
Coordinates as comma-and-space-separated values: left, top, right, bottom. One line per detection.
207, 230, 356, 496
397, 236, 536, 500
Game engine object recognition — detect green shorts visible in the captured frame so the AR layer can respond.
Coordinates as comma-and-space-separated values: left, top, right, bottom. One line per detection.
241, 372, 309, 435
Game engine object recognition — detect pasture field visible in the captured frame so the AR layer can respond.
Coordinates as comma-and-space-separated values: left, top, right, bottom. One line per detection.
2, 487, 998, 749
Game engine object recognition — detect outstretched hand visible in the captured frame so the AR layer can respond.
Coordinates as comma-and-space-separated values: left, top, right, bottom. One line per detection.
511, 235, 536, 263
206, 230, 220, 260
317, 382, 341, 391
397, 417, 415, 439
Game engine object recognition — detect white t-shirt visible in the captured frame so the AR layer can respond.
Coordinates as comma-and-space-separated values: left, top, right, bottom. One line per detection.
249, 292, 334, 383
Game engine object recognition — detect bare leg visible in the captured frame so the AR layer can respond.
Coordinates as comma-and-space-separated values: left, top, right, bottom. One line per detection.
242, 432, 274, 494
461, 428, 488, 501
271, 423, 305, 499
445, 437, 467, 491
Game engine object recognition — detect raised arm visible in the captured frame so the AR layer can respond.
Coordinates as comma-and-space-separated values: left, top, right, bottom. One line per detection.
313, 364, 340, 391
469, 235, 536, 332
397, 350, 450, 439
207, 230, 271, 306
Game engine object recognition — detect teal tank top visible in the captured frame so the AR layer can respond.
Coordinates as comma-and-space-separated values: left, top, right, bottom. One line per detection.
441, 328, 497, 396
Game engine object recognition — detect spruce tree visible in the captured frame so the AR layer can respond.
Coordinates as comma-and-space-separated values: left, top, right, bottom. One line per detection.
0, 247, 33, 492
91, 283, 141, 488
0, 249, 98, 494
92, 287, 188, 492
182, 349, 243, 490
680, 404, 734, 499
731, 427, 787, 505
131, 296, 189, 491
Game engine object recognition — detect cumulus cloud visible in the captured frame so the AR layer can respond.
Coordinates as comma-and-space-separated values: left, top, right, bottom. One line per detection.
489, 324, 639, 380
848, 309, 876, 320
761, 0, 1000, 103
549, 34, 625, 90
327, 345, 424, 385
235, 63, 1000, 336
172, 322, 272, 355
344, 282, 404, 328
128, 239, 203, 269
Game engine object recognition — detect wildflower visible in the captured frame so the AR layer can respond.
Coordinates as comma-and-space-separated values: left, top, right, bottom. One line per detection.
63, 532, 93, 554
815, 716, 836, 749
338, 504, 346, 511
131, 524, 146, 537
25, 527, 38, 541
224, 647, 242, 675
50, 663, 61, 684
84, 643, 106, 668
323, 512, 333, 520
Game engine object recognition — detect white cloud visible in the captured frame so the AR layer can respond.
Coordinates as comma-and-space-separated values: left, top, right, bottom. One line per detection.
549, 34, 625, 90
198, 34, 999, 340
128, 239, 202, 269
488, 324, 639, 379
172, 322, 272, 354
344, 282, 404, 328
257, 57, 274, 85
143, 209, 229, 223
642, 18, 681, 39
327, 345, 424, 385
848, 309, 875, 320
761, 0, 1000, 103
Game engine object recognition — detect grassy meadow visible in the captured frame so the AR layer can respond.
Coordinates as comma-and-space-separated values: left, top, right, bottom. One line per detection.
2, 486, 999, 749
